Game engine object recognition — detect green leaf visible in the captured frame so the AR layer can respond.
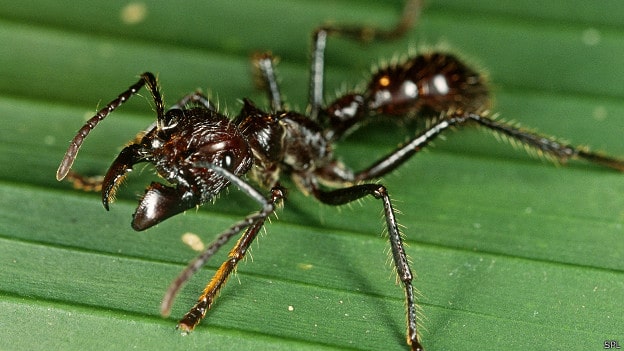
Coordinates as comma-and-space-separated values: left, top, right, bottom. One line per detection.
1, 1, 623, 350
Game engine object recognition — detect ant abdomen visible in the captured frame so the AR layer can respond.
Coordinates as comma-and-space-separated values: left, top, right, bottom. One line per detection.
366, 52, 490, 116
323, 52, 489, 139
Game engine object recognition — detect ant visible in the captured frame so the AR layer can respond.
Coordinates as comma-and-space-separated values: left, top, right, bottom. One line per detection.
56, 1, 624, 350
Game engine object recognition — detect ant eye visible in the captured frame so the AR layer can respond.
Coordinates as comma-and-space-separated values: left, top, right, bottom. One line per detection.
161, 109, 182, 130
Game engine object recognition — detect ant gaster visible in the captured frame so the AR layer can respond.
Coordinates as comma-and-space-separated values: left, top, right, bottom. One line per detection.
56, 1, 624, 350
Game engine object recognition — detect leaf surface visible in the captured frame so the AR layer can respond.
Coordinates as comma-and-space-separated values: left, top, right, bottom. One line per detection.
1, 1, 623, 350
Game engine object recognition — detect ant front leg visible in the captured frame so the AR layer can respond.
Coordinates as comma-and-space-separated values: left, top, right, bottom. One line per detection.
305, 179, 422, 351
160, 162, 286, 332
63, 170, 104, 192
308, 0, 422, 120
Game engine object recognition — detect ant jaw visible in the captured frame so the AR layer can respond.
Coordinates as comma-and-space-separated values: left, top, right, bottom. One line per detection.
132, 182, 200, 231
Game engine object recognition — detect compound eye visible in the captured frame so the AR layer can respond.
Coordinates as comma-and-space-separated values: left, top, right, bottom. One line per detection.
161, 109, 183, 130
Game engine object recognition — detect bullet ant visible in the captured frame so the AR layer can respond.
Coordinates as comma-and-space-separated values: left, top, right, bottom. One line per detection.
57, 1, 624, 349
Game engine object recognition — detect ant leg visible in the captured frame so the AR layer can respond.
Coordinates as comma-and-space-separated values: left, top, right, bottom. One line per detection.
57, 72, 160, 181
173, 214, 268, 332
160, 162, 286, 331
63, 170, 104, 192
308, 0, 422, 120
170, 91, 216, 111
308, 180, 422, 351
252, 52, 283, 111
354, 114, 458, 181
354, 112, 624, 182
468, 113, 624, 171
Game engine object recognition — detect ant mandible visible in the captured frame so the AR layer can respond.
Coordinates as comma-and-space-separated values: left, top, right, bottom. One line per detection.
56, 1, 624, 350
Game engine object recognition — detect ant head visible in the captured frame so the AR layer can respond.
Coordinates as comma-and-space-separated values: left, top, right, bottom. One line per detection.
130, 109, 254, 231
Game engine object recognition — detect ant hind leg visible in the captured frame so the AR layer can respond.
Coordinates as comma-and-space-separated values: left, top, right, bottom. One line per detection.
308, 0, 423, 120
